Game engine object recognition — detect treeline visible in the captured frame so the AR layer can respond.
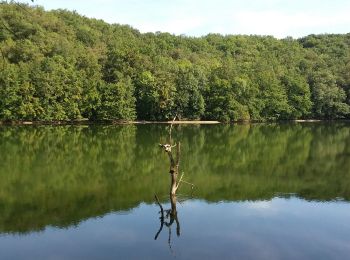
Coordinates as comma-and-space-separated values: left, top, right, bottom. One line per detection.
1, 2, 350, 121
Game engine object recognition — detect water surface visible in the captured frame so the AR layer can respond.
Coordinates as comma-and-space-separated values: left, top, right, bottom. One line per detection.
0, 123, 349, 259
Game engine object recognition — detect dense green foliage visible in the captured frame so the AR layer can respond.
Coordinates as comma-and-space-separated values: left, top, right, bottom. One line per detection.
0, 123, 350, 233
1, 3, 350, 121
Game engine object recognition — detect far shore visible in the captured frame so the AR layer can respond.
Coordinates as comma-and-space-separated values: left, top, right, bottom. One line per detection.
1, 119, 349, 126
134, 120, 220, 124
0, 120, 221, 125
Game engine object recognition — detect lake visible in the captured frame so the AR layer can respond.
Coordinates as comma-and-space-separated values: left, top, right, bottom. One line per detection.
0, 123, 350, 259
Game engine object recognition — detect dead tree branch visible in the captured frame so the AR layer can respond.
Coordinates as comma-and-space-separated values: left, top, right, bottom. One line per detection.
154, 114, 193, 249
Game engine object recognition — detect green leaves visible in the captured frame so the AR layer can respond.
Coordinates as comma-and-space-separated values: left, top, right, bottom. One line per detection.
1, 3, 350, 122
96, 77, 136, 120
309, 70, 350, 118
175, 65, 205, 119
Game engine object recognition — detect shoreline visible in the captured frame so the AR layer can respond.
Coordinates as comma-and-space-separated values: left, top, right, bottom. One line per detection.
0, 120, 221, 126
0, 119, 349, 126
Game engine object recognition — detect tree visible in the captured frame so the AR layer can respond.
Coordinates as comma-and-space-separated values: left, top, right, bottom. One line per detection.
281, 74, 312, 118
96, 76, 136, 120
174, 63, 205, 119
309, 70, 350, 118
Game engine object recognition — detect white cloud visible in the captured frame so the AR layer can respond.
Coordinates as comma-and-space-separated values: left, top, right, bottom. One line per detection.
213, 9, 350, 38
22, 0, 350, 38
137, 16, 204, 35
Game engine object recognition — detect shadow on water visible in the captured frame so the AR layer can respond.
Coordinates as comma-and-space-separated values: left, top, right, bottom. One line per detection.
0, 122, 350, 234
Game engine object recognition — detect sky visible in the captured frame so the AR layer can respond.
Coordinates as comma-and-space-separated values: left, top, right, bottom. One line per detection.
20, 0, 350, 38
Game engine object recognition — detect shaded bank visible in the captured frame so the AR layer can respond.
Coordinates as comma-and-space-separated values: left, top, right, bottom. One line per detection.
0, 120, 221, 125
2, 119, 350, 126
0, 123, 350, 233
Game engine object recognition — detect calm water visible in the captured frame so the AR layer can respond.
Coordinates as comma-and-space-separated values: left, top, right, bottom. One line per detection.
0, 123, 350, 259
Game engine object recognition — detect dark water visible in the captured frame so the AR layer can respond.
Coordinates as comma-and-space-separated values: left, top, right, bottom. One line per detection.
0, 123, 350, 260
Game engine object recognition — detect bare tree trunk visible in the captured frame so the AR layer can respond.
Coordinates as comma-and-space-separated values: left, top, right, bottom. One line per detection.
168, 142, 180, 196
170, 194, 180, 237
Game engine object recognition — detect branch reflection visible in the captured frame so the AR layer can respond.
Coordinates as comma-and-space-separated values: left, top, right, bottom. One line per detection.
154, 194, 180, 253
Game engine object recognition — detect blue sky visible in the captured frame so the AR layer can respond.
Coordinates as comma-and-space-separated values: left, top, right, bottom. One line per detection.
21, 0, 350, 38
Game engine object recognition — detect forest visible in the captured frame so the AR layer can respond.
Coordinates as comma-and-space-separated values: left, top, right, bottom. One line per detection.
1, 2, 350, 122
